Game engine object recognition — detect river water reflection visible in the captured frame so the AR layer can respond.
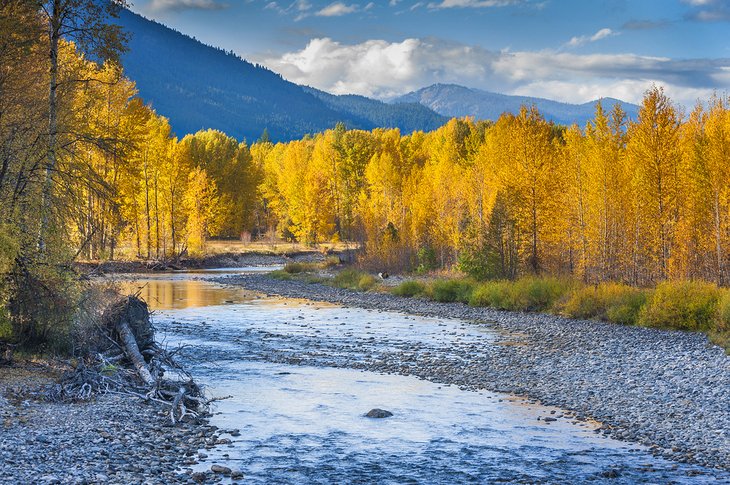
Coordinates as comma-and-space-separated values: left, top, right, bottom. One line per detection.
117, 271, 728, 484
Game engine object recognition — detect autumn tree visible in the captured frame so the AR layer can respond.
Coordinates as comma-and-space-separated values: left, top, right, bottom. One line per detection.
38, 0, 129, 251
627, 86, 682, 283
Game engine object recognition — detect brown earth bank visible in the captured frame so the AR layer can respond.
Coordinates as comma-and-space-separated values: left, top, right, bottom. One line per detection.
0, 361, 244, 484
74, 250, 351, 274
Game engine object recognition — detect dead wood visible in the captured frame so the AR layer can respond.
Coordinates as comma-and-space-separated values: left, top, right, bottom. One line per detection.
46, 295, 221, 424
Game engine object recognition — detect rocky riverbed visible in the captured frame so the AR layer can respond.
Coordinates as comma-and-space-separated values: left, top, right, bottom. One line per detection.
0, 364, 239, 483
216, 273, 730, 473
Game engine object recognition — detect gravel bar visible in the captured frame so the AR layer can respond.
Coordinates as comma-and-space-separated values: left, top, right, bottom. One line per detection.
218, 273, 730, 472
0, 368, 240, 484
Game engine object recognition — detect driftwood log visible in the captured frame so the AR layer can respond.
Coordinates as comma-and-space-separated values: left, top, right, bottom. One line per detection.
48, 295, 222, 424
105, 296, 156, 387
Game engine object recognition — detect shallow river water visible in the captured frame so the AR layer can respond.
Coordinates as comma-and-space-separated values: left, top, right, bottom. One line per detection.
118, 271, 727, 484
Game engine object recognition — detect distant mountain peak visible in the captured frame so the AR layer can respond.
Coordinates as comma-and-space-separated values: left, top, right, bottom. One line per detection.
395, 84, 639, 125
114, 9, 445, 142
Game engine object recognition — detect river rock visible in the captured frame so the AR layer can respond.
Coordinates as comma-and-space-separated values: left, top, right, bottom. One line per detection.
366, 408, 393, 418
211, 464, 232, 474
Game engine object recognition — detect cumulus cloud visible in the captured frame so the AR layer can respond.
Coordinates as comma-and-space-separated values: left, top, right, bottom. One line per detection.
316, 2, 359, 16
262, 37, 495, 99
149, 0, 228, 12
259, 36, 730, 107
566, 28, 617, 47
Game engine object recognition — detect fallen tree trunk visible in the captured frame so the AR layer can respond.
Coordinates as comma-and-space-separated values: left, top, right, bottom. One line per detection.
115, 315, 155, 387
47, 294, 223, 424
104, 296, 156, 387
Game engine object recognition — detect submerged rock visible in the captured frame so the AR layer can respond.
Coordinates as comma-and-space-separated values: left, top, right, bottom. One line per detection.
211, 464, 232, 474
366, 408, 393, 418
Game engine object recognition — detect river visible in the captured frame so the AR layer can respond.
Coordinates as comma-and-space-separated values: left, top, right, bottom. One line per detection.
118, 270, 727, 484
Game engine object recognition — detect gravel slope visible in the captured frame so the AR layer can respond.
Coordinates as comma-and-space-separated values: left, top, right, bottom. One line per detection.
218, 273, 730, 472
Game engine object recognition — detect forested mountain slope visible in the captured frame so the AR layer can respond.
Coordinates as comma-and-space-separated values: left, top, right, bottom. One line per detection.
115, 10, 446, 141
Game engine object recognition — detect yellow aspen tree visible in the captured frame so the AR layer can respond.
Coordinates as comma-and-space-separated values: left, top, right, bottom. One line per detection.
183, 167, 222, 255
627, 86, 682, 283
562, 124, 590, 280
681, 96, 730, 283
585, 102, 631, 281
491, 107, 564, 274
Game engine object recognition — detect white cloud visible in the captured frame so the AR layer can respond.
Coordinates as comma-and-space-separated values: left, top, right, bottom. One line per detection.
259, 37, 730, 107
681, 0, 715, 6
682, 0, 730, 22
567, 28, 617, 47
429, 0, 519, 8
149, 0, 228, 12
266, 0, 313, 20
316, 2, 359, 16
262, 37, 494, 99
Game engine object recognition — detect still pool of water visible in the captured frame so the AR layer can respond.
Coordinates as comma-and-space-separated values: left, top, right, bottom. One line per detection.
116, 272, 729, 483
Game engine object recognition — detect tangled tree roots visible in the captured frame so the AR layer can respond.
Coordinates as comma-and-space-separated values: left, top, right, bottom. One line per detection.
48, 295, 222, 424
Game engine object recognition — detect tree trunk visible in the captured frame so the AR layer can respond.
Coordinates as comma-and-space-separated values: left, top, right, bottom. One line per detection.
39, 3, 61, 253
115, 318, 155, 387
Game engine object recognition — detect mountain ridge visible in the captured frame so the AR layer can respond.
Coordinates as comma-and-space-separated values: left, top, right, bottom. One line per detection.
115, 10, 640, 141
115, 9, 446, 142
394, 83, 640, 126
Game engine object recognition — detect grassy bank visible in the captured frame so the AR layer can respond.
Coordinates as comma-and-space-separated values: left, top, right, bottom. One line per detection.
389, 276, 730, 352
268, 261, 730, 352
271, 261, 377, 291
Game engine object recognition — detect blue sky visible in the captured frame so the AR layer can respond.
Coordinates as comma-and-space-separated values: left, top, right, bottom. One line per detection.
131, 0, 730, 106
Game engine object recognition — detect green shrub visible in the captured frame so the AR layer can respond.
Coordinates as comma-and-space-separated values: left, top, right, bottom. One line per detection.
717, 291, 730, 333
0, 308, 12, 341
323, 256, 341, 268
428, 279, 475, 303
605, 289, 647, 326
639, 280, 721, 332
332, 268, 377, 291
505, 277, 573, 312
562, 282, 647, 325
283, 262, 315, 274
468, 281, 511, 308
416, 247, 438, 274
392, 280, 427, 298
357, 274, 377, 291
304, 275, 326, 284
270, 270, 293, 280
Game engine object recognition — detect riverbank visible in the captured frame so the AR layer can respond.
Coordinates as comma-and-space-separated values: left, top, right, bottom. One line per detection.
0, 362, 240, 483
74, 250, 336, 274
217, 272, 730, 472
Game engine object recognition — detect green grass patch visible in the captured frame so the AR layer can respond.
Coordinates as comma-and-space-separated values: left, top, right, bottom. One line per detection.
505, 277, 574, 312
283, 262, 319, 274
561, 282, 647, 325
303, 274, 327, 284
710, 290, 730, 353
331, 268, 378, 292
323, 256, 341, 268
427, 279, 476, 303
468, 280, 511, 308
270, 269, 293, 280
391, 280, 427, 298
639, 280, 721, 332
